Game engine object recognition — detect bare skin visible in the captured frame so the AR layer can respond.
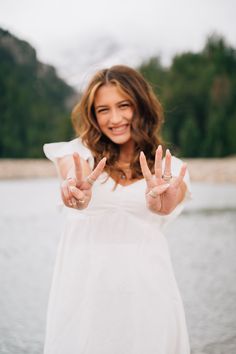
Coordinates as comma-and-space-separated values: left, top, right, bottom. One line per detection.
58, 83, 187, 214
140, 146, 187, 215
59, 153, 106, 209
58, 145, 187, 214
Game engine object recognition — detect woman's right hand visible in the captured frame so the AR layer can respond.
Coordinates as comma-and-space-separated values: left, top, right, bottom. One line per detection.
60, 152, 106, 209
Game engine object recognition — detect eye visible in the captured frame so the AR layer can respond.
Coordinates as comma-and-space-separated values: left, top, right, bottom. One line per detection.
97, 108, 108, 113
120, 103, 130, 109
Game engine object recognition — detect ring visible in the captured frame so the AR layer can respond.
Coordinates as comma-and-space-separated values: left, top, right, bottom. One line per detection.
77, 199, 85, 204
86, 176, 95, 185
162, 174, 172, 182
148, 189, 158, 198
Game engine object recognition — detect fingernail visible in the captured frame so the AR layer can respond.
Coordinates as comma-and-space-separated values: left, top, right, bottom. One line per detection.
70, 186, 76, 192
140, 151, 144, 156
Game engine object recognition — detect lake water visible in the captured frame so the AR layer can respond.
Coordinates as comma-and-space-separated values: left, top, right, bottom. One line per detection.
0, 179, 236, 354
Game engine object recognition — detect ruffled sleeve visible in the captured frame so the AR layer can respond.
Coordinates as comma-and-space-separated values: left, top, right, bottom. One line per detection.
160, 156, 192, 229
43, 137, 94, 174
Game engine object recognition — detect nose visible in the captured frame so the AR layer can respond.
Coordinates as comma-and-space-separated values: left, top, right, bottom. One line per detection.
110, 108, 122, 125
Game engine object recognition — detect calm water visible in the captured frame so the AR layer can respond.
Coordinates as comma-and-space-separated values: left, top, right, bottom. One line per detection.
0, 179, 236, 354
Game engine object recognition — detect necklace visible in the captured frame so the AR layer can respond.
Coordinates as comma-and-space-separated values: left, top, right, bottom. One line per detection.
117, 161, 132, 180
119, 166, 132, 180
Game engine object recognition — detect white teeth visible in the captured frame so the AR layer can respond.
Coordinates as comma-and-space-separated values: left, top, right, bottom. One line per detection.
111, 125, 128, 132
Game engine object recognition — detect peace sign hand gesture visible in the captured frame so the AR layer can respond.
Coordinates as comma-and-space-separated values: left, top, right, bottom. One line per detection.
61, 152, 106, 209
139, 146, 187, 215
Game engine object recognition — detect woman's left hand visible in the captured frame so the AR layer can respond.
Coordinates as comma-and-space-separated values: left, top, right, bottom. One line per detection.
139, 146, 187, 215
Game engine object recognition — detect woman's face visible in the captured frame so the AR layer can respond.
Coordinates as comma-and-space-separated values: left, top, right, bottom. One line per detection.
94, 84, 134, 145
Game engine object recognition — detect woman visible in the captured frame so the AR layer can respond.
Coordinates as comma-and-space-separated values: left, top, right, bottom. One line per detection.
43, 65, 192, 354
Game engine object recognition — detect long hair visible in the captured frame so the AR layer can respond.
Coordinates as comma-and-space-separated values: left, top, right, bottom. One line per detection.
72, 65, 165, 182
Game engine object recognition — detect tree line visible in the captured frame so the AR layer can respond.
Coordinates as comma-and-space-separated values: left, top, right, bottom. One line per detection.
138, 34, 236, 157
0, 28, 235, 158
0, 28, 75, 158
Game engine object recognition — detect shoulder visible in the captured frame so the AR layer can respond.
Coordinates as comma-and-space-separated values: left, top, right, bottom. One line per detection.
43, 137, 94, 169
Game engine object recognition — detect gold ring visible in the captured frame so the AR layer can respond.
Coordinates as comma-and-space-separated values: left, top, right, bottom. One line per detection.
86, 176, 95, 185
148, 189, 158, 198
162, 174, 172, 182
77, 199, 85, 204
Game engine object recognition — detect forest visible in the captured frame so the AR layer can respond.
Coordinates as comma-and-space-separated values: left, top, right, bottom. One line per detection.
0, 28, 236, 158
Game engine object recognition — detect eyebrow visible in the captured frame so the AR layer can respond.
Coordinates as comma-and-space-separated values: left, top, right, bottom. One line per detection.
95, 100, 130, 110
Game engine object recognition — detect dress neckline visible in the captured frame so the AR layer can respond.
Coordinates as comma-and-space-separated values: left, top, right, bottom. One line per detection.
106, 174, 145, 188
116, 178, 145, 188
98, 172, 145, 188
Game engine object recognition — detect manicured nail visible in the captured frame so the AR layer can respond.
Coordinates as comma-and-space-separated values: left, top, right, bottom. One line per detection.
70, 186, 76, 192
166, 149, 171, 156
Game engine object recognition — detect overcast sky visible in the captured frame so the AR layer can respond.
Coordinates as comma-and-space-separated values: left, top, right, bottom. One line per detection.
0, 0, 235, 89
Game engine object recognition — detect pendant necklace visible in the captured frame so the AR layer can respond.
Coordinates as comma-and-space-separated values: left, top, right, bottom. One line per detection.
120, 166, 131, 180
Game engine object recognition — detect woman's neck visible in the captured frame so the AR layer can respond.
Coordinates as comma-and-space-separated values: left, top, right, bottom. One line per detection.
118, 139, 134, 164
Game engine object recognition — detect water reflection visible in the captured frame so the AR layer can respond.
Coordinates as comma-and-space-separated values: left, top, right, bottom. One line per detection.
0, 179, 236, 354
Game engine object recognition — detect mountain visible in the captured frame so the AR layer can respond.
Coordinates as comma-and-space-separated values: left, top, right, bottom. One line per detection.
0, 28, 77, 158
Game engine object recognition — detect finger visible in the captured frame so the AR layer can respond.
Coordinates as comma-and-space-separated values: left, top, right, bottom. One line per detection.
85, 157, 106, 186
61, 183, 70, 200
139, 151, 154, 189
163, 149, 172, 179
73, 152, 83, 183
172, 163, 187, 188
61, 178, 78, 205
154, 145, 163, 181
69, 186, 85, 201
147, 183, 170, 198
71, 197, 78, 208
61, 188, 68, 205
62, 178, 76, 198
61, 186, 73, 207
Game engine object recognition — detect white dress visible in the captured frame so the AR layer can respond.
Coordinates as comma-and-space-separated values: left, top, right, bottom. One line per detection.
43, 138, 192, 354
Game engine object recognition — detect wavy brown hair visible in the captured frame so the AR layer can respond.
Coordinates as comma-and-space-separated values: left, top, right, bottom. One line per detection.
72, 65, 165, 182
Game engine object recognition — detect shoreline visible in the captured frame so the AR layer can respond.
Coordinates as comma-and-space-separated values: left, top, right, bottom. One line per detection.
0, 158, 236, 183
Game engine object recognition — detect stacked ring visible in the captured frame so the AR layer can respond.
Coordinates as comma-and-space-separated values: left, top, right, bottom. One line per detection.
86, 176, 95, 185
162, 174, 172, 182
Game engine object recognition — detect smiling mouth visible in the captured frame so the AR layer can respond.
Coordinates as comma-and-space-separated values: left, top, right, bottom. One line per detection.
109, 124, 129, 135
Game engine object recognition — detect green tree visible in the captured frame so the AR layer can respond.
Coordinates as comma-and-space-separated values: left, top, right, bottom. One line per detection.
138, 33, 236, 157
0, 28, 76, 158
179, 114, 201, 157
